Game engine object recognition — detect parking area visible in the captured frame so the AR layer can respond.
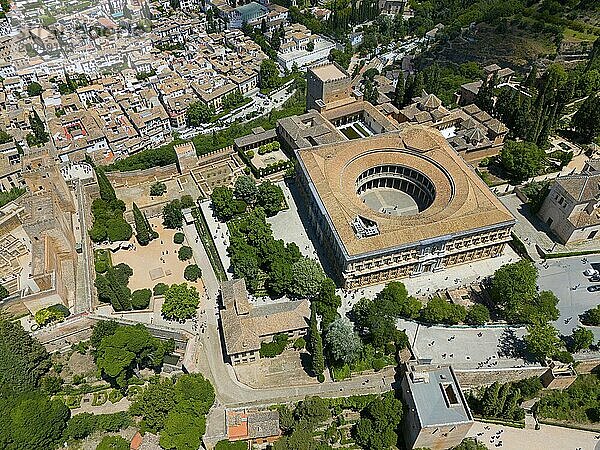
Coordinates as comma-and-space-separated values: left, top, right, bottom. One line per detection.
538, 256, 600, 339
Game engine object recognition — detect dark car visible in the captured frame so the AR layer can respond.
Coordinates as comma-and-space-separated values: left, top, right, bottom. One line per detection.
587, 285, 600, 292
591, 275, 600, 282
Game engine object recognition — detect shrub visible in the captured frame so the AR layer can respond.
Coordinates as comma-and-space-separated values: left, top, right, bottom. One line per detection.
92, 391, 108, 406
41, 375, 63, 394
465, 304, 491, 326
317, 373, 325, 383
184, 264, 202, 282
131, 289, 152, 310
153, 283, 169, 296
554, 350, 574, 364
246, 150, 255, 158
126, 385, 143, 400
173, 232, 185, 244
95, 260, 108, 273
372, 358, 387, 371
259, 333, 289, 357
108, 389, 123, 404
65, 394, 82, 409
150, 181, 167, 196
97, 436, 129, 450
293, 337, 306, 350
178, 246, 193, 261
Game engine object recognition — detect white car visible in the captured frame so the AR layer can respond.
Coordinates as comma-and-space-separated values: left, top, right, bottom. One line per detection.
583, 268, 599, 277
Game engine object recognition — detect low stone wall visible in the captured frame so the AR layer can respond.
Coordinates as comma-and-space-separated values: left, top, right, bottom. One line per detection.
574, 357, 600, 374
455, 366, 548, 388
106, 163, 179, 187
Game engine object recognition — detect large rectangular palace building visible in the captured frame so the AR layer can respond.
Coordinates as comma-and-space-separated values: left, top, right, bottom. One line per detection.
295, 125, 515, 289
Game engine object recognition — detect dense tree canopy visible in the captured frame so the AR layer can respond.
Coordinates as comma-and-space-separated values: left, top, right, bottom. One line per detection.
491, 261, 559, 324
162, 283, 200, 321
353, 392, 403, 450
96, 436, 129, 450
0, 319, 50, 393
0, 392, 70, 450
94, 323, 174, 387
259, 59, 281, 89
499, 140, 545, 182
524, 322, 563, 362
572, 94, 600, 142
131, 374, 214, 449
234, 175, 258, 204
257, 180, 285, 216
290, 257, 325, 299
569, 326, 595, 353
163, 199, 184, 229
186, 102, 213, 126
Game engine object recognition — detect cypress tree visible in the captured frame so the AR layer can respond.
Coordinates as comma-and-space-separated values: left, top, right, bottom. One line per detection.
393, 72, 405, 108
94, 168, 117, 202
133, 202, 150, 246
309, 304, 325, 381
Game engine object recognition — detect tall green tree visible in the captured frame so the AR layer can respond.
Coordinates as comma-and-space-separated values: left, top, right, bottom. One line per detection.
133, 202, 150, 246
186, 102, 213, 126
234, 175, 258, 204
94, 324, 173, 387
290, 257, 325, 299
309, 305, 325, 380
499, 140, 545, 182
572, 94, 600, 142
163, 199, 183, 229
0, 392, 70, 449
161, 283, 200, 321
325, 317, 363, 365
491, 260, 538, 322
392, 71, 405, 108
259, 59, 280, 89
257, 181, 284, 216
524, 322, 562, 362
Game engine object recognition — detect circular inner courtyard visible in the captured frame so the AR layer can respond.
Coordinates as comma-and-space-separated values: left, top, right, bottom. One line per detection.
356, 164, 436, 216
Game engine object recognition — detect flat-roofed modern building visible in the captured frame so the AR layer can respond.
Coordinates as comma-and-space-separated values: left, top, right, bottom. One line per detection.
400, 362, 474, 450
295, 125, 515, 288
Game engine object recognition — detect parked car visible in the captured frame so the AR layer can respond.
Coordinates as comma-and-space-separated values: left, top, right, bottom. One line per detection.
584, 268, 599, 277
587, 285, 600, 292
590, 275, 600, 282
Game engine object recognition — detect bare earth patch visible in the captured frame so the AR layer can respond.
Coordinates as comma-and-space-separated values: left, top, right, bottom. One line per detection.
233, 349, 317, 388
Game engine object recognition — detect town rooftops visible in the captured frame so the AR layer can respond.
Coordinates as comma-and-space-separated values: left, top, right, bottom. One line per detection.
235, 1, 269, 21
227, 409, 280, 441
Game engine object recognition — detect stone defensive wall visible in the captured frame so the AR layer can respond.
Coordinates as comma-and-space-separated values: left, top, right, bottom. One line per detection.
105, 163, 179, 187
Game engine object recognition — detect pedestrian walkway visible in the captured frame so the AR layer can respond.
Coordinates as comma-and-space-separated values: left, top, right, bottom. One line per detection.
467, 421, 599, 450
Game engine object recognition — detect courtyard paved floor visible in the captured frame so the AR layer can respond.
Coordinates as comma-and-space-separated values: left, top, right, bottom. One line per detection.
267, 180, 319, 260
467, 421, 600, 450
110, 217, 201, 291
